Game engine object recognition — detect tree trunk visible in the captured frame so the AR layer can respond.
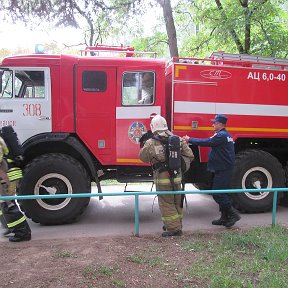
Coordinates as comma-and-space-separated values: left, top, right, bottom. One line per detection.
157, 0, 179, 57
215, 0, 244, 53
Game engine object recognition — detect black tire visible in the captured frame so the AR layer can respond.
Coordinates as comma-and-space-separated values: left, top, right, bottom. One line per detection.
18, 153, 91, 224
231, 149, 285, 213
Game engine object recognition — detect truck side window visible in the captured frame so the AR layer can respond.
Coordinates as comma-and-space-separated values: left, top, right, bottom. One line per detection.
122, 71, 155, 106
15, 70, 45, 98
82, 71, 107, 92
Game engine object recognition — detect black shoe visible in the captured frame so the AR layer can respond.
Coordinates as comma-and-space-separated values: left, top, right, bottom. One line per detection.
224, 207, 241, 228
9, 233, 31, 242
212, 210, 228, 226
163, 225, 167, 231
162, 230, 182, 237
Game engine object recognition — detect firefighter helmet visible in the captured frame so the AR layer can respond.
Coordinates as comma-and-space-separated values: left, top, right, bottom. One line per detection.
150, 115, 168, 133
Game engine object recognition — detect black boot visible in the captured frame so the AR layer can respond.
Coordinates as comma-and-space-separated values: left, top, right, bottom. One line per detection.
162, 230, 183, 237
2, 228, 13, 237
2, 203, 31, 242
212, 209, 228, 226
224, 207, 241, 228
9, 225, 31, 242
9, 218, 31, 242
0, 212, 11, 236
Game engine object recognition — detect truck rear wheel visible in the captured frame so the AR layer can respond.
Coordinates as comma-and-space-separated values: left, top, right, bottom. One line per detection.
231, 149, 285, 213
18, 153, 91, 224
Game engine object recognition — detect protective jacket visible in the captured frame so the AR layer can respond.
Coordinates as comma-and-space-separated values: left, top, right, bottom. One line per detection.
140, 131, 194, 232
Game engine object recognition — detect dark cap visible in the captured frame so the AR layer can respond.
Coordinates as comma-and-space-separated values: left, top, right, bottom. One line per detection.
211, 114, 228, 124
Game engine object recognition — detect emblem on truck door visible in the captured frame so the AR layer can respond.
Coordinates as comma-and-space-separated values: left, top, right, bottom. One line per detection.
128, 122, 147, 144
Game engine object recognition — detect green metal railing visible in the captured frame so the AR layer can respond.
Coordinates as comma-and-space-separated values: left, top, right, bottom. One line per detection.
1, 187, 288, 236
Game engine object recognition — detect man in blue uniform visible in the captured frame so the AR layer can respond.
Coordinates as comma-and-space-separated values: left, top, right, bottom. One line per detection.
184, 114, 241, 228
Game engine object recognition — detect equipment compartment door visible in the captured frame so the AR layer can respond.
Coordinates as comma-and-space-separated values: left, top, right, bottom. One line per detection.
0, 68, 52, 144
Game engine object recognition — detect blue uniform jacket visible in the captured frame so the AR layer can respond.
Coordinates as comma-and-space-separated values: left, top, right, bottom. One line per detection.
188, 128, 235, 172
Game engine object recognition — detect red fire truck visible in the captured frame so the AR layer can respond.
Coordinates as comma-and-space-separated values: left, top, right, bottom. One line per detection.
0, 45, 287, 225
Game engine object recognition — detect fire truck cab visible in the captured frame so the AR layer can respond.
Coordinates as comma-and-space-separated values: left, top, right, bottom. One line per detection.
0, 46, 288, 225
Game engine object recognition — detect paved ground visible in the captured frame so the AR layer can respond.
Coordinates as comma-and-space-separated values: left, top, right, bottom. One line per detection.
1, 183, 287, 242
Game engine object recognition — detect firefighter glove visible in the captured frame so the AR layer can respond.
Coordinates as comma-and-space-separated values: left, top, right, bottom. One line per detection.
139, 130, 153, 148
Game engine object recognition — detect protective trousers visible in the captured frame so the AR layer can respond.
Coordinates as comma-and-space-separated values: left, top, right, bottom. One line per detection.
0, 209, 8, 229
155, 171, 183, 232
0, 184, 18, 232
0, 180, 19, 232
0, 168, 31, 239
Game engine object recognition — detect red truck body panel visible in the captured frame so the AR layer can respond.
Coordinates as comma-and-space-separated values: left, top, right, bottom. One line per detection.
168, 60, 288, 162
1, 51, 288, 165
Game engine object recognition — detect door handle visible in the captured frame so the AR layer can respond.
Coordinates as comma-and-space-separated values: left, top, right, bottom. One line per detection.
38, 116, 51, 120
0, 108, 13, 113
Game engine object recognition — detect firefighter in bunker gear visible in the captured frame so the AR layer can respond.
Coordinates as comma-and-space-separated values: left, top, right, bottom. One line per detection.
0, 127, 31, 242
140, 115, 194, 237
184, 114, 241, 228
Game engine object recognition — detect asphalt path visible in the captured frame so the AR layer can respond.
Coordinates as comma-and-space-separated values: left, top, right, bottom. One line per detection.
1, 183, 288, 242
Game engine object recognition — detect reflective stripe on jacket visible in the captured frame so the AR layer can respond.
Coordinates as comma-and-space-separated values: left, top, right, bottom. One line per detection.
7, 167, 23, 182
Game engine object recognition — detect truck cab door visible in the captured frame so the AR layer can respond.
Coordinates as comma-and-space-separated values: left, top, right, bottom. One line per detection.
115, 68, 163, 165
0, 68, 52, 143
76, 66, 116, 164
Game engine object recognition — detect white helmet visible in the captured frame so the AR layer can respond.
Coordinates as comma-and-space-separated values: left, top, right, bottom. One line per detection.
150, 115, 168, 133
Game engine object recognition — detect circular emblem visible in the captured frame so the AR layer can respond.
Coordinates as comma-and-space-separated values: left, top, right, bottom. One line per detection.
128, 122, 147, 144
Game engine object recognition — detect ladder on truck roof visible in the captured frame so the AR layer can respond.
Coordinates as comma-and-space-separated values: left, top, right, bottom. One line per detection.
211, 52, 288, 69
171, 53, 288, 70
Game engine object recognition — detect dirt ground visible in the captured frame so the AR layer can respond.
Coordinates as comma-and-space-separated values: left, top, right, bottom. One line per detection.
0, 231, 221, 288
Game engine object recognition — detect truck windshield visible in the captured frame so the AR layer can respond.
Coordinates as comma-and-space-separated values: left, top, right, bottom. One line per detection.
0, 69, 13, 98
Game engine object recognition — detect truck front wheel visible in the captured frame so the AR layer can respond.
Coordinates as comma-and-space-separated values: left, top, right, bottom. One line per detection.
231, 149, 285, 213
18, 153, 91, 224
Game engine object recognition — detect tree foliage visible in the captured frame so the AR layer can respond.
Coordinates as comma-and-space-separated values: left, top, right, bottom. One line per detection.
177, 0, 288, 57
1, 0, 288, 58
2, 0, 143, 47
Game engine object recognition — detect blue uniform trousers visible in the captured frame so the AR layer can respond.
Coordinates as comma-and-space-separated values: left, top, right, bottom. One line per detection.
211, 169, 233, 210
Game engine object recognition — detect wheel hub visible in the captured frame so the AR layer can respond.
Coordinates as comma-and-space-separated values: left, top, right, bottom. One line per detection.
35, 173, 73, 211
242, 167, 272, 200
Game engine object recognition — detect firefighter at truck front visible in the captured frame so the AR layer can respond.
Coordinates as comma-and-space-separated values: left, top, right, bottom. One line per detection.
139, 115, 194, 237
0, 126, 31, 242
184, 114, 241, 228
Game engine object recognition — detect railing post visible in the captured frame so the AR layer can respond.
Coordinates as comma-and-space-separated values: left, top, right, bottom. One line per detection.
134, 194, 139, 237
272, 190, 278, 227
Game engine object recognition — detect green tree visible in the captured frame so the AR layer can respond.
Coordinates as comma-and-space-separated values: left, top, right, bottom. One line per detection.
2, 0, 143, 47
178, 0, 288, 57
3, 0, 287, 58
0, 48, 11, 59
1, 0, 179, 57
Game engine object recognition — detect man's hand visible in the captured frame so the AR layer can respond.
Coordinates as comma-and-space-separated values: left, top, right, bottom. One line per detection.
183, 135, 190, 142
